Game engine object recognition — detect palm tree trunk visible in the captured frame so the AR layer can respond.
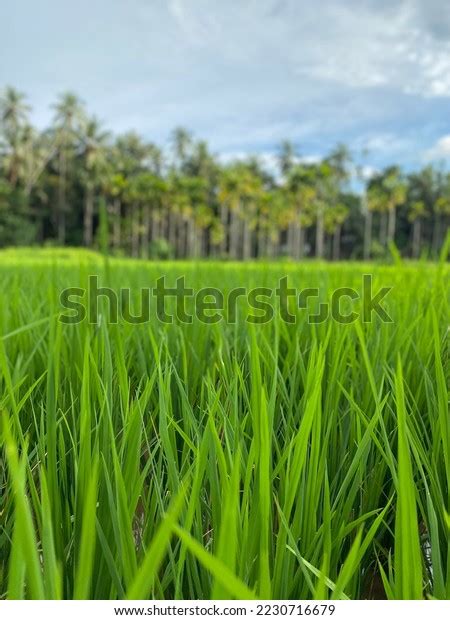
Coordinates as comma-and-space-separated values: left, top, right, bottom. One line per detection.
387, 207, 396, 244
113, 198, 121, 250
9, 157, 18, 188
58, 211, 66, 245
57, 150, 66, 244
268, 231, 277, 258
299, 226, 305, 259
287, 223, 294, 258
84, 185, 94, 246
293, 224, 301, 260
332, 225, 341, 261
315, 212, 324, 258
141, 205, 150, 258
175, 218, 184, 258
131, 205, 139, 257
257, 227, 266, 258
363, 209, 372, 260
242, 220, 251, 260
201, 228, 208, 257
153, 210, 161, 241
412, 219, 421, 258
379, 212, 387, 246
168, 210, 177, 255
432, 214, 441, 257
229, 211, 240, 259
288, 218, 303, 260
220, 203, 228, 256
187, 217, 196, 258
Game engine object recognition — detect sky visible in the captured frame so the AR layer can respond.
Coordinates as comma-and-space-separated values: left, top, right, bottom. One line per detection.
1, 0, 450, 174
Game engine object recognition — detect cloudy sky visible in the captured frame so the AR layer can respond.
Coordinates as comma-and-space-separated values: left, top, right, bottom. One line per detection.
1, 0, 450, 172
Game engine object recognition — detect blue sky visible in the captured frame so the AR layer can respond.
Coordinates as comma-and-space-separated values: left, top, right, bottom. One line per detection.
2, 0, 450, 174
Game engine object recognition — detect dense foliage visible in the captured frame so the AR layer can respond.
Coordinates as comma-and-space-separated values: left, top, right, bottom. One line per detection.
1, 87, 449, 260
0, 249, 449, 599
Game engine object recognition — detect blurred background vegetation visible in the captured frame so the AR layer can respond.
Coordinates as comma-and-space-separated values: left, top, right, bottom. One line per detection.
1, 86, 449, 261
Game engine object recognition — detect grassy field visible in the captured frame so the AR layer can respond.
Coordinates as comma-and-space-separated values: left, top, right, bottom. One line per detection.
0, 248, 448, 600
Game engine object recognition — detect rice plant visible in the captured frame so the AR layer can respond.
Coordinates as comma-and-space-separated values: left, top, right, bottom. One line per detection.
0, 248, 448, 600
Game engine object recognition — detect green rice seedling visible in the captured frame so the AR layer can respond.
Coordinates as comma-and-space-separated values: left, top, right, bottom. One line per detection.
0, 248, 448, 600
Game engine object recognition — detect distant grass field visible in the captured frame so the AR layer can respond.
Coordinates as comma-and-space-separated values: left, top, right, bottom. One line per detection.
0, 248, 448, 600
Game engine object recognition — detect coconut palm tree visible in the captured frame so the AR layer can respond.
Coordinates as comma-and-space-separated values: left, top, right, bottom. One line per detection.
171, 127, 192, 173
433, 191, 450, 256
324, 202, 349, 260
384, 167, 406, 244
0, 87, 31, 187
256, 189, 286, 258
132, 172, 168, 258
367, 182, 385, 248
367, 167, 405, 248
278, 140, 296, 178
79, 117, 110, 246
52, 92, 85, 243
311, 162, 335, 259
218, 164, 263, 259
323, 145, 351, 259
407, 201, 427, 258
103, 172, 128, 250
0, 87, 30, 132
361, 191, 372, 260
182, 140, 218, 256
218, 167, 241, 259
286, 164, 316, 259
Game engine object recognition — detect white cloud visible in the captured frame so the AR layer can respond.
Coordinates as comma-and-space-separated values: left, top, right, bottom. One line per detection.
358, 164, 379, 180
219, 151, 281, 177
425, 135, 450, 161
2, 0, 450, 169
167, 0, 450, 98
358, 133, 413, 154
219, 150, 325, 181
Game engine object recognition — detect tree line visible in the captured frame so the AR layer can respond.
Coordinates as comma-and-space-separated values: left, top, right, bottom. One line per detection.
1, 86, 449, 260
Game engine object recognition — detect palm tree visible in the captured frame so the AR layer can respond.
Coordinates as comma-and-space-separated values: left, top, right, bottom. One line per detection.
356, 161, 373, 260
0, 87, 31, 187
171, 127, 192, 173
1, 123, 32, 189
367, 182, 385, 247
113, 134, 164, 254
278, 140, 296, 178
79, 117, 110, 246
408, 201, 427, 258
115, 132, 150, 176
367, 167, 405, 248
218, 167, 241, 259
286, 164, 316, 259
168, 175, 190, 258
103, 172, 128, 250
362, 191, 372, 260
315, 198, 326, 258
132, 173, 168, 258
0, 86, 30, 131
52, 92, 85, 243
256, 189, 286, 258
325, 202, 349, 260
384, 167, 406, 244
312, 162, 335, 259
121, 176, 139, 257
218, 164, 262, 260
184, 176, 209, 258
433, 191, 450, 256
323, 145, 351, 259
182, 140, 217, 256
